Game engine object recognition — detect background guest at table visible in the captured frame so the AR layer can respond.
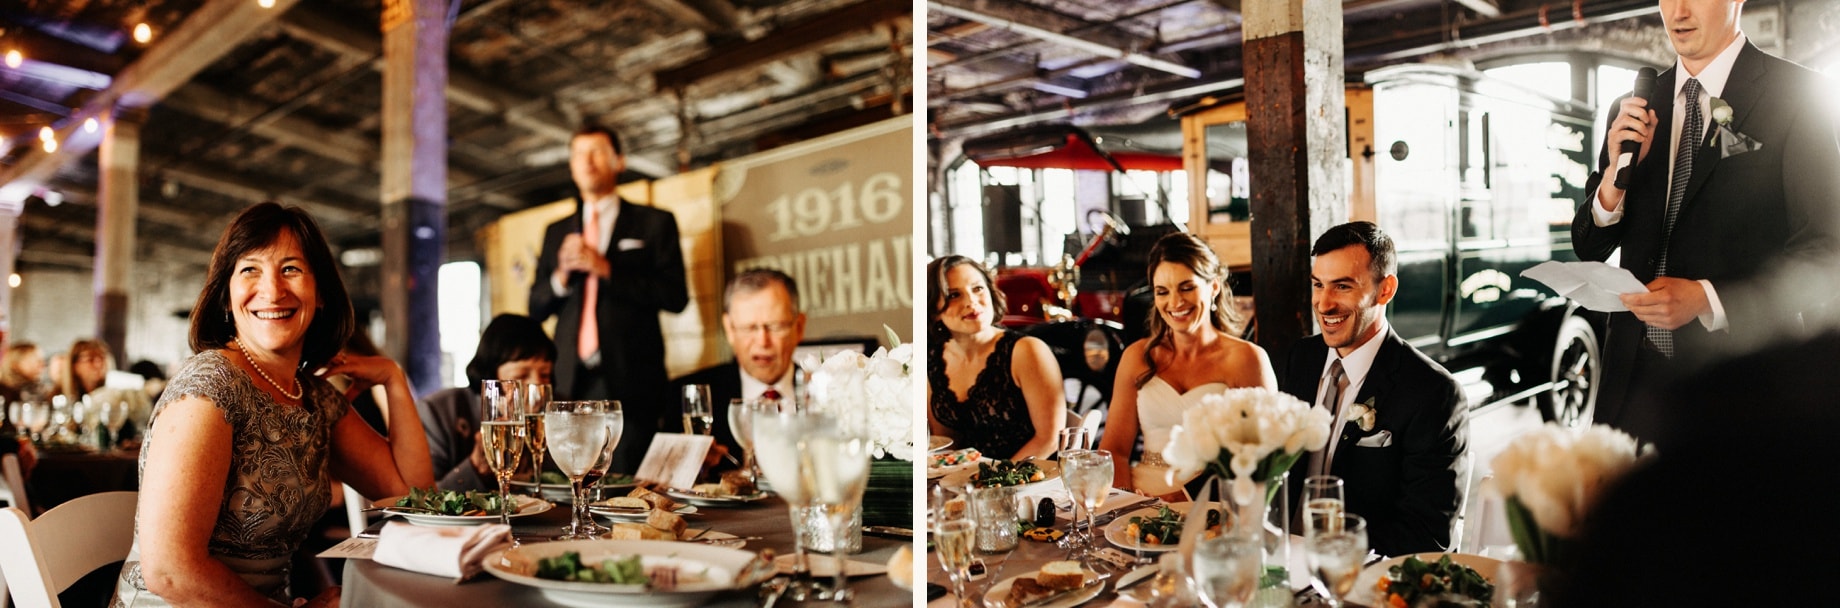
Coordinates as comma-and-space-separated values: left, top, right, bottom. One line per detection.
1278, 221, 1467, 557
0, 341, 48, 405
1099, 231, 1275, 501
121, 202, 434, 608
417, 313, 556, 492
927, 255, 1065, 461
60, 338, 113, 405
674, 268, 805, 470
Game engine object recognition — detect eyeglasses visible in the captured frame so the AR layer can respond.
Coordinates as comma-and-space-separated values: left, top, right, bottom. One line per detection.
735, 320, 797, 337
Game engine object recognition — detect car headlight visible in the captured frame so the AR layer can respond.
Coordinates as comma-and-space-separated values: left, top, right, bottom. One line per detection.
1083, 327, 1110, 372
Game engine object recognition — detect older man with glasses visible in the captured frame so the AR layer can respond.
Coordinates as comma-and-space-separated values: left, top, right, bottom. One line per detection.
673, 268, 807, 468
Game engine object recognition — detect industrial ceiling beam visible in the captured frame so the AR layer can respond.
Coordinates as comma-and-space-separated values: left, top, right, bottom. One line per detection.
637, 0, 741, 35
927, 1, 1201, 79
653, 0, 910, 91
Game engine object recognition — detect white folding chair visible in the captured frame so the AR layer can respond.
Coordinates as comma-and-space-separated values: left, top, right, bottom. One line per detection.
1079, 409, 1104, 437
343, 483, 368, 535
0, 490, 137, 608
1, 452, 28, 517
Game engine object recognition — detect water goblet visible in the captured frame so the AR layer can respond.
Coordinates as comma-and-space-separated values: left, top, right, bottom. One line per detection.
523, 383, 553, 498
574, 400, 622, 535
100, 400, 130, 450
682, 384, 713, 435
1193, 534, 1262, 608
479, 379, 527, 535
727, 398, 763, 484
546, 400, 614, 540
753, 409, 838, 600
801, 426, 872, 603
1060, 449, 1113, 560
1056, 426, 1094, 456
1305, 513, 1367, 607
1302, 475, 1345, 535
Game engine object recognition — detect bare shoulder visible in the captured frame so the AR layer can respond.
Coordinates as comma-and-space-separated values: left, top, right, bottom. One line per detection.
1215, 336, 1274, 383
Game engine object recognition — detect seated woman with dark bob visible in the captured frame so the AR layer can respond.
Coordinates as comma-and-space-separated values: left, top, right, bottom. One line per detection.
926, 255, 1066, 461
418, 313, 556, 492
120, 203, 434, 607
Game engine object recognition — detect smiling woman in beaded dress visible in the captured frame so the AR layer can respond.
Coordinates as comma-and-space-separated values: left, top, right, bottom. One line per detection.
117, 203, 434, 608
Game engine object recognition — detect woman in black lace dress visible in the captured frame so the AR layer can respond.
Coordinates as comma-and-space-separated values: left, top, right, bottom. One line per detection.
926, 256, 1066, 461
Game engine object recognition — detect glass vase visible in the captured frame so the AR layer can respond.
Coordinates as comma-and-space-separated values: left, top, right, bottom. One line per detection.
1225, 472, 1293, 608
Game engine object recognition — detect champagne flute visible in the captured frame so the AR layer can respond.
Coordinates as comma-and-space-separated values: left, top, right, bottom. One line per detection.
802, 427, 872, 602
574, 400, 622, 536
1060, 449, 1113, 559
1302, 475, 1345, 535
1194, 534, 1262, 608
682, 384, 713, 435
546, 400, 612, 540
753, 409, 836, 599
100, 400, 129, 450
934, 518, 978, 608
480, 379, 527, 534
523, 383, 553, 498
1305, 513, 1367, 607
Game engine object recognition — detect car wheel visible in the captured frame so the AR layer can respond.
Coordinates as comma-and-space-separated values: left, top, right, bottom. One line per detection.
1539, 315, 1599, 427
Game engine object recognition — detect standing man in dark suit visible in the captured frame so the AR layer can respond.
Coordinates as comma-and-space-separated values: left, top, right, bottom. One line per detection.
530, 124, 689, 472
674, 268, 805, 469
1574, 0, 1840, 447
1279, 222, 1468, 557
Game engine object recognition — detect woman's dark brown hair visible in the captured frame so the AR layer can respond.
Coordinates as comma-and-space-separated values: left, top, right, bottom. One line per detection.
189, 202, 354, 372
1137, 231, 1240, 388
925, 255, 1007, 345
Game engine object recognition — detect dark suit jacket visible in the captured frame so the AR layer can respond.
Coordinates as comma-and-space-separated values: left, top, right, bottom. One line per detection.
1574, 44, 1840, 442
530, 198, 689, 462
672, 362, 745, 468
1278, 329, 1468, 557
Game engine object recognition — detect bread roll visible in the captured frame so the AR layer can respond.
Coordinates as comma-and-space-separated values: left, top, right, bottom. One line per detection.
1005, 577, 1054, 605
720, 470, 757, 496
629, 487, 680, 512
600, 496, 650, 510
1036, 560, 1085, 590
647, 508, 688, 538
607, 522, 673, 541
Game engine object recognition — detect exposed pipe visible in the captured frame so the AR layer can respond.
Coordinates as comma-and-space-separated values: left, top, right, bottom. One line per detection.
928, 1, 1203, 79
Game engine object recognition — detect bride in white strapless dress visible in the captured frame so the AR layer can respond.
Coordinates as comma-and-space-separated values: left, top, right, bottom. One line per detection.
1096, 231, 1276, 501
1131, 377, 1231, 496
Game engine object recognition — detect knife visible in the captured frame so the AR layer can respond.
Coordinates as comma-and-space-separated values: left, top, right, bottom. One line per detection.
863, 525, 913, 538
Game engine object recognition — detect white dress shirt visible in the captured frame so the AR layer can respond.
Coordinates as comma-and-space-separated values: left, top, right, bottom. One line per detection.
1318, 319, 1388, 469
549, 194, 621, 297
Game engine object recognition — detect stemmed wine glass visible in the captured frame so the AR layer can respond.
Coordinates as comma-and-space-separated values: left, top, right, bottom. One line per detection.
523, 383, 553, 498
934, 517, 978, 608
546, 400, 614, 540
682, 384, 713, 435
1305, 513, 1367, 607
574, 400, 622, 536
1060, 449, 1113, 560
727, 398, 763, 484
1302, 475, 1345, 535
800, 424, 872, 603
752, 409, 837, 600
1194, 534, 1263, 608
25, 401, 51, 443
479, 379, 527, 535
99, 400, 129, 450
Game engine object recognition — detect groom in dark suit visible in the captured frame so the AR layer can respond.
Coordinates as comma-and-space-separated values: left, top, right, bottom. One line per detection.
1574, 0, 1840, 447
1279, 222, 1468, 557
673, 268, 805, 469
530, 123, 689, 472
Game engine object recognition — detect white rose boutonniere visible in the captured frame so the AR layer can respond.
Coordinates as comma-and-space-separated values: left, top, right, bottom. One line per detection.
1707, 96, 1761, 159
1345, 397, 1377, 432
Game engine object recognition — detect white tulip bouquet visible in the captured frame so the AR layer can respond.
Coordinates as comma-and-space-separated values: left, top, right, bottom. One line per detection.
1160, 387, 1334, 505
1487, 423, 1650, 565
801, 326, 916, 461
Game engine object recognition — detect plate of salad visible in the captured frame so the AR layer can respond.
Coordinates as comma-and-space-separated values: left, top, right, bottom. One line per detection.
940, 458, 1061, 492
1102, 502, 1224, 552
377, 488, 553, 526
483, 539, 759, 608
1348, 552, 1499, 607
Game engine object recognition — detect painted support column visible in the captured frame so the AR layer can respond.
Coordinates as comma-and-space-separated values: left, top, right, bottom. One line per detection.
0, 211, 16, 348
380, 0, 448, 397
1242, 0, 1347, 361
96, 108, 146, 364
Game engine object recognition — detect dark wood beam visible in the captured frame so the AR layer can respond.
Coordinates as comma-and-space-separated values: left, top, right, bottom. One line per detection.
653, 0, 908, 91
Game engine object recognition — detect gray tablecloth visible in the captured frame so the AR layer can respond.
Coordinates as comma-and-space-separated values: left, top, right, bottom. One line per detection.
344, 495, 916, 607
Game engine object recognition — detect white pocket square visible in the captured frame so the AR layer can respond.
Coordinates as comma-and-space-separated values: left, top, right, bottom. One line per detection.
1354, 430, 1393, 448
616, 238, 645, 251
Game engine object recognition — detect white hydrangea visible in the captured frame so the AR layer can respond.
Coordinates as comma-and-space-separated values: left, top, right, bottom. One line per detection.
803, 336, 916, 461
1487, 423, 1648, 539
1160, 387, 1332, 504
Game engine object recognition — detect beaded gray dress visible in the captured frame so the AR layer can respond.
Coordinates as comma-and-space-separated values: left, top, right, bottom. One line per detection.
114, 350, 345, 606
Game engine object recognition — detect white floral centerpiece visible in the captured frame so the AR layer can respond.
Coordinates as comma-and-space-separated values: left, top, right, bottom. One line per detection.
1162, 387, 1334, 506
1487, 423, 1651, 565
801, 326, 916, 461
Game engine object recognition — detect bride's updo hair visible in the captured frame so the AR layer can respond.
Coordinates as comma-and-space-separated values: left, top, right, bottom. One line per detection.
1137, 231, 1240, 388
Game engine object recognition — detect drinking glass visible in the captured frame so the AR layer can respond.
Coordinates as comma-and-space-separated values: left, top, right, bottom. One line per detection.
1056, 426, 1094, 455
523, 383, 553, 498
1302, 475, 1345, 535
479, 379, 527, 534
753, 409, 838, 600
727, 398, 762, 484
967, 483, 1019, 554
682, 384, 713, 435
802, 426, 872, 602
575, 400, 623, 535
546, 400, 613, 540
26, 401, 52, 442
1060, 449, 1113, 559
1193, 534, 1262, 608
934, 518, 978, 608
1305, 513, 1367, 607
100, 400, 129, 450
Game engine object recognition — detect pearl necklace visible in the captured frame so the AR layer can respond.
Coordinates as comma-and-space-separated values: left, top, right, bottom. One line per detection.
233, 337, 301, 401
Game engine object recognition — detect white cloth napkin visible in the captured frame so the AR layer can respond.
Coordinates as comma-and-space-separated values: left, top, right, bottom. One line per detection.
372, 521, 511, 582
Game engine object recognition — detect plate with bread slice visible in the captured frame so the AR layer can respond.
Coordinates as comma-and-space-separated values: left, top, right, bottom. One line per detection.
981, 560, 1103, 608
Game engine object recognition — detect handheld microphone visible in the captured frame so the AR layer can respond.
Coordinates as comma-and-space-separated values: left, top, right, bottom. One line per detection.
1612, 67, 1659, 190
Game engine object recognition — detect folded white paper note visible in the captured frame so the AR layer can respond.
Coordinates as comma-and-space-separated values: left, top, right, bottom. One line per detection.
1521, 261, 1647, 312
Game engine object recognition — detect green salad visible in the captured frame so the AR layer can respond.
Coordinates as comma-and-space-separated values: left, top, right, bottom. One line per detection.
539, 471, 638, 486
393, 487, 510, 516
534, 552, 649, 584
1378, 555, 1494, 606
1125, 505, 1222, 545
970, 460, 1044, 488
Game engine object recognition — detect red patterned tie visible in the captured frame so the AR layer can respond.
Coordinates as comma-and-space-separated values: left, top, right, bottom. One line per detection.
761, 387, 781, 402
577, 202, 600, 360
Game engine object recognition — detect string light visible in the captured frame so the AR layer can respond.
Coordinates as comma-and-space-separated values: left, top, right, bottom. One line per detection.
3, 50, 20, 69
7, 274, 19, 289
84, 118, 98, 133
133, 23, 152, 44
38, 126, 52, 141
41, 139, 56, 153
